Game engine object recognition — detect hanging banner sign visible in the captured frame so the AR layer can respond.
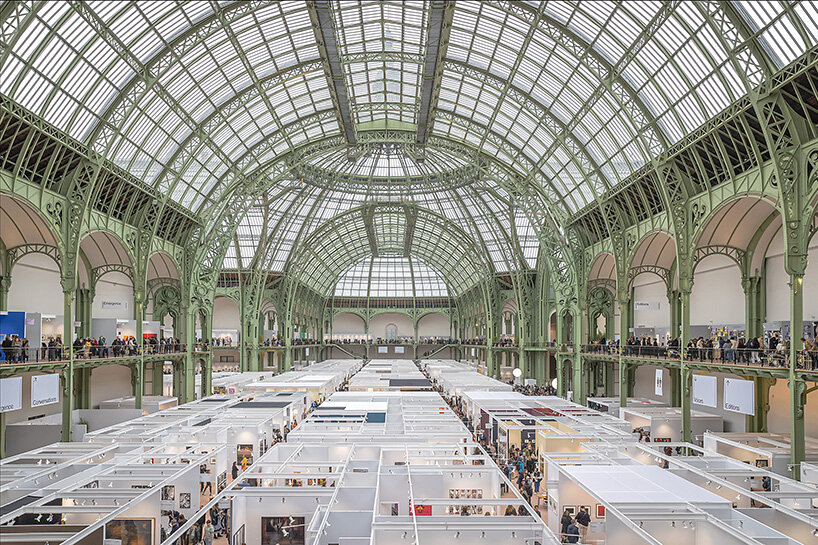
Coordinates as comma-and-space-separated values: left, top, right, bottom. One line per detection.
394, 346, 405, 354
0, 377, 23, 413
470, 348, 475, 356
724, 378, 755, 415
31, 373, 60, 408
101, 301, 128, 310
377, 346, 388, 354
692, 374, 717, 408
634, 302, 660, 310
654, 369, 664, 396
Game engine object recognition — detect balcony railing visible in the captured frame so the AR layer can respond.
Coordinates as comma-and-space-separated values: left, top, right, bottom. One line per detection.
0, 343, 188, 365
579, 344, 818, 371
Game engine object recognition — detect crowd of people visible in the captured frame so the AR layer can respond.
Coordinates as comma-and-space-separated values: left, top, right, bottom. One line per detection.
0, 335, 184, 363
512, 382, 558, 396
583, 333, 818, 369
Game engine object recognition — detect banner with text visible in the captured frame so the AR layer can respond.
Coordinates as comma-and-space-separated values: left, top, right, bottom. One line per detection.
395, 346, 405, 354
31, 373, 60, 408
0, 377, 23, 413
378, 346, 388, 354
654, 369, 664, 396
724, 378, 755, 415
691, 374, 717, 408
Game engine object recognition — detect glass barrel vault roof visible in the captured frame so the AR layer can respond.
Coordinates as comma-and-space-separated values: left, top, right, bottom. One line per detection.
1, 0, 815, 276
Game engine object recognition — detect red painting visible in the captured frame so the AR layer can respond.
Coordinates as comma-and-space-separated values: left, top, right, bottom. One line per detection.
411, 503, 432, 516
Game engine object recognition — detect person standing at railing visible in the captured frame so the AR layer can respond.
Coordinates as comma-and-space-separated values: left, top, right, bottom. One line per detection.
747, 336, 760, 364
802, 338, 818, 370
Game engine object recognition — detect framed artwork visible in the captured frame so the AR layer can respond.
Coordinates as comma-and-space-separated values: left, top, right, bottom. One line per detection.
596, 504, 605, 519
564, 506, 576, 516
161, 485, 175, 501
105, 518, 154, 545
237, 444, 253, 465
755, 459, 769, 468
179, 492, 191, 509
262, 516, 304, 545
391, 503, 399, 516
579, 505, 591, 516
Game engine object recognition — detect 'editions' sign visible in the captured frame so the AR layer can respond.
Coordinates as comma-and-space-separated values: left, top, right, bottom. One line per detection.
724, 378, 754, 415
31, 374, 60, 408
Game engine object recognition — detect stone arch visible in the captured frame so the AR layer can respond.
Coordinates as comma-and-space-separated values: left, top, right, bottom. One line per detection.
417, 311, 451, 341
331, 311, 367, 342
628, 230, 676, 291
78, 229, 135, 290
1, 193, 62, 275
587, 251, 617, 294
692, 195, 780, 276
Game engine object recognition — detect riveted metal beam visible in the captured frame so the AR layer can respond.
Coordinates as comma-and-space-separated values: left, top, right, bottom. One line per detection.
417, 0, 453, 146
309, 0, 356, 146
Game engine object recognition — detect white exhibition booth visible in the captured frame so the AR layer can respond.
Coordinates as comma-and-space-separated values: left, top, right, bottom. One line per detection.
99, 395, 178, 414
586, 396, 668, 417
703, 431, 818, 476
26, 311, 65, 339
91, 317, 160, 342
620, 406, 723, 443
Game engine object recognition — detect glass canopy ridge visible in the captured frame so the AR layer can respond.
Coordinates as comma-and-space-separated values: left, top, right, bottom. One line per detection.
2, 0, 813, 218
294, 142, 482, 195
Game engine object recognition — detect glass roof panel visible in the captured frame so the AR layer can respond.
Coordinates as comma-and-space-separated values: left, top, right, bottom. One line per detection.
334, 256, 448, 298
2, 0, 814, 284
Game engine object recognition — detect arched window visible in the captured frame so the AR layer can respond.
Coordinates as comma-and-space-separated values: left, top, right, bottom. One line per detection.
385, 323, 398, 341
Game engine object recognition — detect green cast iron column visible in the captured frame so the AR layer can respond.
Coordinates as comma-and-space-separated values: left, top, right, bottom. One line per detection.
618, 294, 630, 408
75, 288, 93, 409
743, 276, 763, 339
61, 285, 75, 442
746, 377, 773, 433
0, 275, 9, 312
133, 292, 144, 410
680, 285, 692, 443
200, 310, 213, 398
179, 305, 196, 404
789, 273, 805, 480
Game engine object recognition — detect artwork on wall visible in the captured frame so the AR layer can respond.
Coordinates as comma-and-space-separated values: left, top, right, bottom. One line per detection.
564, 506, 576, 516
161, 485, 175, 501
105, 519, 154, 545
579, 505, 591, 517
447, 488, 483, 514
237, 444, 253, 465
262, 516, 305, 545
411, 503, 432, 516
179, 492, 191, 509
217, 471, 227, 492
596, 504, 605, 519
391, 503, 399, 516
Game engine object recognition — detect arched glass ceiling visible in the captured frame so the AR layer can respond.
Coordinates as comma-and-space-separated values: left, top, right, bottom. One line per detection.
284, 204, 489, 296
2, 1, 815, 214
223, 176, 538, 273
334, 256, 448, 297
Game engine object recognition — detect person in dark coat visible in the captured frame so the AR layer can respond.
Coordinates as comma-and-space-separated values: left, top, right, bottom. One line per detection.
560, 509, 573, 539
